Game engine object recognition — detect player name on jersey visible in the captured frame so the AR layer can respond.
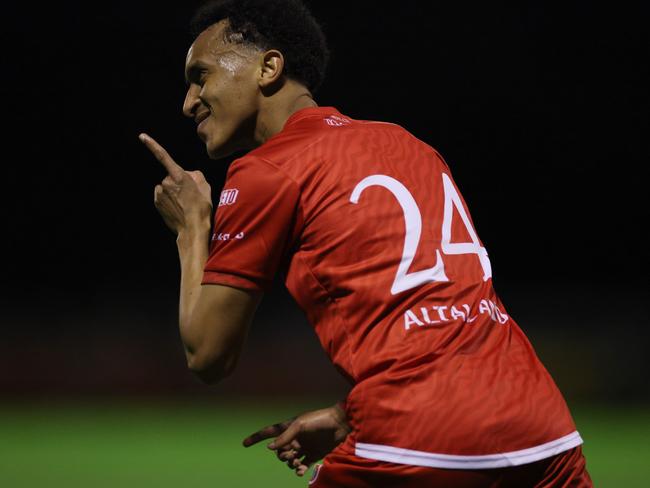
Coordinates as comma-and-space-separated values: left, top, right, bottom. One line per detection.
404, 298, 509, 330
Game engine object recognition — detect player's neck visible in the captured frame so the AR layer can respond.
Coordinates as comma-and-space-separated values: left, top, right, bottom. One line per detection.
254, 81, 318, 145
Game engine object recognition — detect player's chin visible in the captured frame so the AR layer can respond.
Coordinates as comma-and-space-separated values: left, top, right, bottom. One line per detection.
206, 136, 243, 160
205, 138, 232, 160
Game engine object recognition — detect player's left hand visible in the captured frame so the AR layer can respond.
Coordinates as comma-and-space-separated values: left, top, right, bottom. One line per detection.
242, 403, 351, 477
139, 133, 212, 235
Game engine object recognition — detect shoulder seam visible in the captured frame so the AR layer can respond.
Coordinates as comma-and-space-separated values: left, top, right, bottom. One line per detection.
240, 154, 302, 189
275, 133, 332, 168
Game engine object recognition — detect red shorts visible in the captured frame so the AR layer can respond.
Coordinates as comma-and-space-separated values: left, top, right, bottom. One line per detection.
309, 440, 592, 488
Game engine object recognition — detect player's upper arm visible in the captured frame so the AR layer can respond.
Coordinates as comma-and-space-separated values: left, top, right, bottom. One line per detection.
190, 157, 300, 383
184, 283, 262, 384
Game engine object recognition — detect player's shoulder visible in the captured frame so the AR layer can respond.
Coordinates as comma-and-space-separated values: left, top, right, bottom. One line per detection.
233, 107, 448, 178
247, 108, 411, 161
350, 115, 452, 170
229, 107, 347, 176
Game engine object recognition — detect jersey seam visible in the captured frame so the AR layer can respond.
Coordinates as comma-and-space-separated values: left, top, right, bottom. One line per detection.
253, 133, 332, 170
236, 155, 303, 191
295, 253, 359, 383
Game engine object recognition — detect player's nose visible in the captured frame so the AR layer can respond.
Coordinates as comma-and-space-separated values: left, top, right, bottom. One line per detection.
182, 85, 201, 118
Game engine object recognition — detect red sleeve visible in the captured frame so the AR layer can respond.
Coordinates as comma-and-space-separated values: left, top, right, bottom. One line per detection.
202, 156, 302, 292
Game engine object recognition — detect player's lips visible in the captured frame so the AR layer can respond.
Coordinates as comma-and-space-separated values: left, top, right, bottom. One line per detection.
196, 112, 210, 139
196, 111, 210, 126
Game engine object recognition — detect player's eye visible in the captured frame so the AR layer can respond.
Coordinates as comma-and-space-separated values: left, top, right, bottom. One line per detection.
199, 70, 208, 85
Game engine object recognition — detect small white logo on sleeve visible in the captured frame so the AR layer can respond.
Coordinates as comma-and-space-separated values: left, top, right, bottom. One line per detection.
219, 188, 239, 206
212, 231, 246, 241
324, 115, 350, 127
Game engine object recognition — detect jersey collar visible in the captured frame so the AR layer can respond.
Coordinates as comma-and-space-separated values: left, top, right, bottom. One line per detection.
282, 106, 342, 130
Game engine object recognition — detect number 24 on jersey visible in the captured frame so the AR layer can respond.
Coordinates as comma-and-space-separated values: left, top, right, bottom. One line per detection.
350, 173, 492, 295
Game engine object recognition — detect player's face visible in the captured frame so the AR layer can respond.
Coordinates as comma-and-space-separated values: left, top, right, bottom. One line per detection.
183, 22, 262, 159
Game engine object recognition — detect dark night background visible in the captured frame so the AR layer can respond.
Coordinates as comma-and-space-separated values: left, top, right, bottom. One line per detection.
1, 1, 648, 404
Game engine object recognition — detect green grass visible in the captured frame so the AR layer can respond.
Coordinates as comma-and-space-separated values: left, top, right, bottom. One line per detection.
574, 405, 650, 487
0, 400, 647, 487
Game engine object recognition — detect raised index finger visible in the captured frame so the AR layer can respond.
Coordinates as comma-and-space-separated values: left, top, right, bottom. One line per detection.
139, 133, 184, 181
242, 422, 290, 448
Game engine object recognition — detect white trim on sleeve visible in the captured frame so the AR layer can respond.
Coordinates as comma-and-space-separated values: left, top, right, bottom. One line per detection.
354, 431, 583, 470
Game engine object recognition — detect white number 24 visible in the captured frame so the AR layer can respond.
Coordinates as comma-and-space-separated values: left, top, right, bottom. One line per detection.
350, 173, 492, 294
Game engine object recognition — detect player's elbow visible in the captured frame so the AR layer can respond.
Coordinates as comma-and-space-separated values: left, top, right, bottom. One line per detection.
186, 350, 237, 385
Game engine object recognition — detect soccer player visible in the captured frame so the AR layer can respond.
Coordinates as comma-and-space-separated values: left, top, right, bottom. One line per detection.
140, 0, 593, 486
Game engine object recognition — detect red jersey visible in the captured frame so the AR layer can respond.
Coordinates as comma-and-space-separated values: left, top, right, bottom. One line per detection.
202, 107, 581, 469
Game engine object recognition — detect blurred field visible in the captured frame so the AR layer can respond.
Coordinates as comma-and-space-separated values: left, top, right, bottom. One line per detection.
0, 400, 647, 487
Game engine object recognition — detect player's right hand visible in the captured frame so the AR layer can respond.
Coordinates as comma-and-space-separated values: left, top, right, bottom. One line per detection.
139, 133, 212, 235
242, 403, 351, 477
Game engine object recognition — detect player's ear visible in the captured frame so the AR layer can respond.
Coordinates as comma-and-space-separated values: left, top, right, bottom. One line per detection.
258, 49, 284, 89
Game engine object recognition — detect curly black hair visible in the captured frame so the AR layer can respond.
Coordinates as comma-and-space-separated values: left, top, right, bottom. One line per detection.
190, 0, 329, 93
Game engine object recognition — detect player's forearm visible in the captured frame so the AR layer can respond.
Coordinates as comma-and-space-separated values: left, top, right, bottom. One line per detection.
333, 400, 352, 436
176, 219, 211, 354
